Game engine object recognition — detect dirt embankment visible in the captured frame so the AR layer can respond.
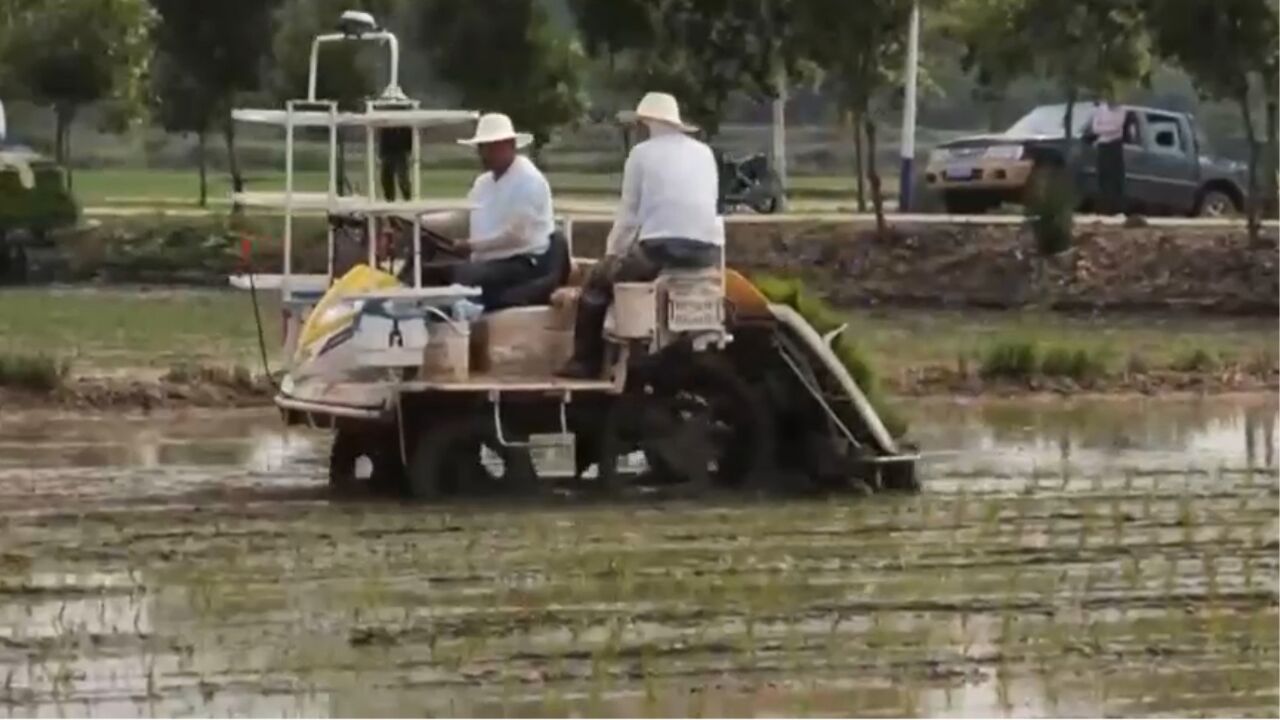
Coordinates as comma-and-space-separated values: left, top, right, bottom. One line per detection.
3, 365, 1274, 411
573, 221, 1279, 315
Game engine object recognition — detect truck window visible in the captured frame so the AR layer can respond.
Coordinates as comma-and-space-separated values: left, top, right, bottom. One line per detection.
1145, 113, 1185, 155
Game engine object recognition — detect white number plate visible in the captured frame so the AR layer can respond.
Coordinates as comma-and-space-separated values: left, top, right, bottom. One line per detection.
667, 290, 723, 331
945, 164, 974, 180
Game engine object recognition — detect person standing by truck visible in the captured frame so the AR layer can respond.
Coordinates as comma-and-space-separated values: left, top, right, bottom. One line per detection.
1089, 96, 1128, 215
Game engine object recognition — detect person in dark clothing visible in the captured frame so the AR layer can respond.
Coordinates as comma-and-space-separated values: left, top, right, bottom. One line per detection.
1088, 98, 1127, 215
379, 126, 413, 201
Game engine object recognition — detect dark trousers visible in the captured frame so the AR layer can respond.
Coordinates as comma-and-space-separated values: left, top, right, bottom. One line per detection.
569, 238, 721, 371
381, 154, 411, 201
412, 254, 545, 309
1097, 140, 1125, 215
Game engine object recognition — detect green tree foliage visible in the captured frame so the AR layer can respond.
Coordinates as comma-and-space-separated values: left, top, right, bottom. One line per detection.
1144, 0, 1278, 235
150, 0, 281, 201
416, 0, 587, 157
1, 0, 153, 187
569, 0, 797, 138
954, 0, 1150, 145
272, 0, 401, 107
792, 0, 919, 234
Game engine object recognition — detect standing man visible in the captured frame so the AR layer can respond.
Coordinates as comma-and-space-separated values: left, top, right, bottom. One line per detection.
558, 92, 722, 379
379, 124, 413, 201
1089, 95, 1128, 215
417, 112, 555, 308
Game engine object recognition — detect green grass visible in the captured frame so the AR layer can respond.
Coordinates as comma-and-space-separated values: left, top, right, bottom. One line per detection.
1, 287, 1274, 388
844, 307, 1277, 380
0, 288, 281, 372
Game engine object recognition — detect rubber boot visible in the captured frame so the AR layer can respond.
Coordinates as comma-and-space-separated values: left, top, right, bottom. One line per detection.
557, 298, 608, 379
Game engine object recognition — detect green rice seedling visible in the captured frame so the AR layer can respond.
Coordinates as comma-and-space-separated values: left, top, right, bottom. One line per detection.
1245, 347, 1278, 375
1041, 346, 1110, 381
0, 352, 69, 392
980, 339, 1039, 380
1170, 347, 1219, 373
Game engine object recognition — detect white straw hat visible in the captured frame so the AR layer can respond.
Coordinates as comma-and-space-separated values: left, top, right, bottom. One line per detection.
457, 112, 533, 148
617, 92, 697, 133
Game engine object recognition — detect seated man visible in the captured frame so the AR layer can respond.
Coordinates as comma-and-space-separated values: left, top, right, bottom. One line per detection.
558, 92, 722, 379
416, 112, 555, 309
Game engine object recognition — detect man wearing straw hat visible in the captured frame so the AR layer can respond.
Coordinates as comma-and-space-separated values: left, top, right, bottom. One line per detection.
418, 112, 555, 307
558, 91, 722, 379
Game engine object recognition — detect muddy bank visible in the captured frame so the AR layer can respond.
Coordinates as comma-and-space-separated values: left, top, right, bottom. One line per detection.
0, 375, 269, 411
571, 221, 1280, 314
2, 366, 1274, 410
26, 217, 1280, 315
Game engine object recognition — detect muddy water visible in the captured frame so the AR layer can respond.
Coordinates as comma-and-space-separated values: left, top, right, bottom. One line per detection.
0, 397, 1275, 718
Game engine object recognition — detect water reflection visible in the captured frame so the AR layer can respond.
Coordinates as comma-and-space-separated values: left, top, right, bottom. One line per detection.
906, 395, 1278, 478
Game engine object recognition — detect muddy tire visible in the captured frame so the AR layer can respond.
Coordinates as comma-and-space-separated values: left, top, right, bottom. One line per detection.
329, 430, 404, 497
598, 354, 776, 490
407, 415, 537, 501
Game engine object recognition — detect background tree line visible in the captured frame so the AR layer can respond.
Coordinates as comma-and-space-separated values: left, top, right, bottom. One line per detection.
0, 0, 1274, 217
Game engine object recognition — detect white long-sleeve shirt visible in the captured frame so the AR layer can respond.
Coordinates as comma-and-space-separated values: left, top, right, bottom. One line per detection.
466, 155, 554, 261
605, 123, 721, 257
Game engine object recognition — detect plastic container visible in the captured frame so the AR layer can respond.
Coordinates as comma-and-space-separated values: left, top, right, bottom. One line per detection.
421, 320, 471, 381
612, 282, 657, 339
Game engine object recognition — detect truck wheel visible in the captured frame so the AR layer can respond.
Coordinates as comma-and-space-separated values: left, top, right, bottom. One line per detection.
1196, 188, 1238, 217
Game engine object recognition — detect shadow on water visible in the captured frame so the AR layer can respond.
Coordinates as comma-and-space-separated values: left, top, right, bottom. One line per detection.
0, 397, 1275, 717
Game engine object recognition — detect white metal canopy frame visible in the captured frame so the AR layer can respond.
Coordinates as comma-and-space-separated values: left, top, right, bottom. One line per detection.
229, 10, 479, 317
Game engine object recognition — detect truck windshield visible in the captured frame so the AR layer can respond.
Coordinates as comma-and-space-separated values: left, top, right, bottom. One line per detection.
1005, 103, 1095, 138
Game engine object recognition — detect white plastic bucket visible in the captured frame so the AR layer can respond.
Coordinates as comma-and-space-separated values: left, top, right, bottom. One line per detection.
422, 321, 471, 381
612, 282, 657, 339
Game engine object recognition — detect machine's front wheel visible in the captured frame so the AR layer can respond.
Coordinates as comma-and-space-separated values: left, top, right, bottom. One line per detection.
407, 414, 538, 501
329, 429, 404, 497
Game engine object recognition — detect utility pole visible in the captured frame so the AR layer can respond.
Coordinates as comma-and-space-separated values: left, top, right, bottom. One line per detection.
898, 0, 921, 212
771, 71, 789, 213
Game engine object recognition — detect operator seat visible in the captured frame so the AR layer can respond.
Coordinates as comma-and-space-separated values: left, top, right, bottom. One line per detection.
485, 229, 570, 311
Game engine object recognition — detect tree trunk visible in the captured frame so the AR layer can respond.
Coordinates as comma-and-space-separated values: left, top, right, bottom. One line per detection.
197, 130, 208, 208
864, 115, 886, 238
850, 109, 866, 213
1263, 69, 1278, 218
223, 118, 244, 212
54, 105, 74, 191
1238, 90, 1261, 241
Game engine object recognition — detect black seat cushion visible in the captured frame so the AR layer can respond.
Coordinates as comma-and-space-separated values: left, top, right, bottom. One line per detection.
485, 230, 570, 311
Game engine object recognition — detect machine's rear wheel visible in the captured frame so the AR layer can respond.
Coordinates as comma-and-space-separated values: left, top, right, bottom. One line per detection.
407, 414, 538, 501
597, 355, 775, 491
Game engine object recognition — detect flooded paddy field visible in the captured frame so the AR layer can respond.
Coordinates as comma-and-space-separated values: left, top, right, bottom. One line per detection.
0, 396, 1276, 717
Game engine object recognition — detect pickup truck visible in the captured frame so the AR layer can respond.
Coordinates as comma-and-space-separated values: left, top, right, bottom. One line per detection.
923, 102, 1249, 217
